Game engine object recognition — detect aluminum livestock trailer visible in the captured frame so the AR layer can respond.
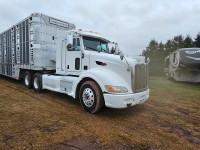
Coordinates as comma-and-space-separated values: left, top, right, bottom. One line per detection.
0, 13, 75, 80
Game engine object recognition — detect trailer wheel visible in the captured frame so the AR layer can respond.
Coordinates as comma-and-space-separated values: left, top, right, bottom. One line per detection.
79, 81, 104, 113
33, 73, 43, 93
24, 71, 32, 89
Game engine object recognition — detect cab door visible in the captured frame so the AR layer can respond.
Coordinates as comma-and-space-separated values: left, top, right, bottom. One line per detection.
66, 38, 82, 75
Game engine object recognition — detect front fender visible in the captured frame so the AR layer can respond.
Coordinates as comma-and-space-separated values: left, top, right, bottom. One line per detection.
73, 68, 132, 95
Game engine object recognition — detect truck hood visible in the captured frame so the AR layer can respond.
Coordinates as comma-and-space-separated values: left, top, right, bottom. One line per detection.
88, 52, 138, 93
89, 52, 138, 68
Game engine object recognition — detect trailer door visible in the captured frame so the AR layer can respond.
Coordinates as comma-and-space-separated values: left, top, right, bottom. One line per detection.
66, 38, 82, 73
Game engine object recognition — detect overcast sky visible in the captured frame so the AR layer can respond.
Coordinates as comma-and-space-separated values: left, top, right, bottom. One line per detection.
0, 0, 200, 56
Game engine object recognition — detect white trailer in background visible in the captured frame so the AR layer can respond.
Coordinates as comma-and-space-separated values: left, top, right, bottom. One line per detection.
164, 48, 200, 82
0, 13, 149, 113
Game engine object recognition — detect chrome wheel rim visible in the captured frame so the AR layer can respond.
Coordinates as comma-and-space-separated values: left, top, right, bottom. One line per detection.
82, 88, 94, 107
34, 77, 39, 89
25, 75, 29, 86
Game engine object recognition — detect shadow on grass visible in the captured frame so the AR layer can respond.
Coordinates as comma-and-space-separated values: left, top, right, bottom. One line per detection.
99, 104, 147, 117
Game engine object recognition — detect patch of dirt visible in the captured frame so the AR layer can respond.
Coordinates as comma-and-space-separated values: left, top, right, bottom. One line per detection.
40, 121, 66, 133
3, 134, 34, 149
151, 114, 200, 145
176, 107, 190, 116
147, 100, 163, 108
48, 136, 134, 150
171, 126, 200, 145
3, 135, 14, 143
3, 135, 15, 149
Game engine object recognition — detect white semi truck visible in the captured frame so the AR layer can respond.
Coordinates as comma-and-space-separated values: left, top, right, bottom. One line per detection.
0, 13, 149, 113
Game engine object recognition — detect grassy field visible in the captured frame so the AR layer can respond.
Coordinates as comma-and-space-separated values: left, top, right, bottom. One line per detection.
0, 76, 199, 150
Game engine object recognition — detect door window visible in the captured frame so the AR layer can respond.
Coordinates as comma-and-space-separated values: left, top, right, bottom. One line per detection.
75, 58, 80, 70
69, 38, 81, 51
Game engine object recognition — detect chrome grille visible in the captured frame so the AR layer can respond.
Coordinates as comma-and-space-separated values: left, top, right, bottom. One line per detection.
132, 64, 148, 93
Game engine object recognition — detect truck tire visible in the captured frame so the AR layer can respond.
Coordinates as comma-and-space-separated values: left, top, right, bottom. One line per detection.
24, 71, 32, 89
79, 81, 104, 113
33, 73, 43, 93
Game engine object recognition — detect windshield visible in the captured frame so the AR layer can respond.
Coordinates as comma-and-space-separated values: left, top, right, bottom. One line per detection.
83, 36, 109, 53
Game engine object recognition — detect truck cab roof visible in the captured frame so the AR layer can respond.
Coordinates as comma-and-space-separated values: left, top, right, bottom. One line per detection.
66, 30, 110, 43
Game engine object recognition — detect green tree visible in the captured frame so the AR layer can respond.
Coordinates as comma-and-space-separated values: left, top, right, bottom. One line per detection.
142, 39, 159, 60
165, 40, 174, 53
146, 39, 159, 52
172, 35, 184, 50
158, 42, 165, 52
142, 39, 165, 76
184, 35, 193, 48
193, 33, 200, 47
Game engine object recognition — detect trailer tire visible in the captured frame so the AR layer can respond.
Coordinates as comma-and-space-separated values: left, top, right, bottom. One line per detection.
33, 73, 43, 93
24, 71, 32, 89
79, 81, 104, 113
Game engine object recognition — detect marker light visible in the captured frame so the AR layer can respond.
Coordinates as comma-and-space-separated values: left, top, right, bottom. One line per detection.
105, 86, 128, 93
105, 86, 115, 92
79, 29, 82, 31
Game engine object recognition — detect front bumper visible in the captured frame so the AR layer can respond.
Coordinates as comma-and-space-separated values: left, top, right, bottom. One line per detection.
103, 89, 150, 108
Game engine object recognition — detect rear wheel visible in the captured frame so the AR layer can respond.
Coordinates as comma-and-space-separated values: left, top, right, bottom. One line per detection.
79, 81, 104, 113
24, 71, 32, 89
33, 73, 43, 93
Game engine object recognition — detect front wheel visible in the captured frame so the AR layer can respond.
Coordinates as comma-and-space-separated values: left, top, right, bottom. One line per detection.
79, 81, 104, 113
33, 73, 43, 93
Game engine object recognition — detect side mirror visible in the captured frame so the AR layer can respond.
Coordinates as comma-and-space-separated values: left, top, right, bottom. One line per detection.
67, 44, 72, 49
114, 43, 119, 54
120, 52, 124, 60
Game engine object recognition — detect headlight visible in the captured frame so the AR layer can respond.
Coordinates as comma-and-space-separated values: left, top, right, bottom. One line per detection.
105, 85, 128, 93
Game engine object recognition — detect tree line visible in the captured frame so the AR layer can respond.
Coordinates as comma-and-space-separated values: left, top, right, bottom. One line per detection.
142, 33, 200, 76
